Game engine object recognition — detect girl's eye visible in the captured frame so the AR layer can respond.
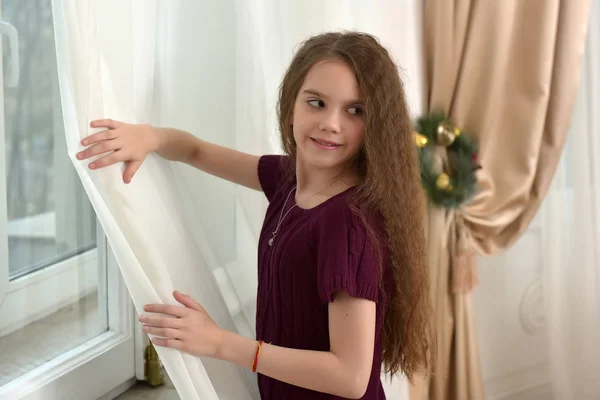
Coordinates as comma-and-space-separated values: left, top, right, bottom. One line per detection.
348, 106, 363, 115
307, 99, 325, 108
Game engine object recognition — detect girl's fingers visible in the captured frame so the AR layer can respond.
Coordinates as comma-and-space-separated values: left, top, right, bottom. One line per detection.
88, 152, 125, 170
77, 138, 122, 160
81, 128, 117, 146
142, 325, 183, 340
173, 291, 205, 313
123, 160, 142, 184
90, 118, 122, 130
143, 304, 189, 318
138, 314, 185, 329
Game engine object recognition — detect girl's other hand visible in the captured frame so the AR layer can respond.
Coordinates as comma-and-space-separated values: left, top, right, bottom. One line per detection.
139, 291, 226, 359
77, 119, 162, 184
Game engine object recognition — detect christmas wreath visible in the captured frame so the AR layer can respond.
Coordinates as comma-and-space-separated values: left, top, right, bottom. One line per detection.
414, 112, 480, 209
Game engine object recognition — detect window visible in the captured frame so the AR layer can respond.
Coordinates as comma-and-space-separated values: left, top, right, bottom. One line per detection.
0, 1, 134, 397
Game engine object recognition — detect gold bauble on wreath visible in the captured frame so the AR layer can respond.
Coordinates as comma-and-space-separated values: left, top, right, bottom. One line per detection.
435, 172, 453, 191
415, 132, 429, 148
436, 122, 461, 147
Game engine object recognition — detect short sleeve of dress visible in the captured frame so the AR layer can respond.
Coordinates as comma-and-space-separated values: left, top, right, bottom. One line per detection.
315, 204, 382, 304
258, 155, 291, 202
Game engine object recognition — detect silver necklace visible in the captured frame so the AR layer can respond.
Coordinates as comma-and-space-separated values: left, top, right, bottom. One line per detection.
269, 177, 343, 247
269, 186, 297, 246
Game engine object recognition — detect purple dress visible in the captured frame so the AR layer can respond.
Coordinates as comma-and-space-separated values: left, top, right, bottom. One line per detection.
255, 155, 391, 400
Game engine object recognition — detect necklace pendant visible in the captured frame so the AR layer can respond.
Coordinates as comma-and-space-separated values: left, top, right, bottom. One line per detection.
269, 233, 276, 247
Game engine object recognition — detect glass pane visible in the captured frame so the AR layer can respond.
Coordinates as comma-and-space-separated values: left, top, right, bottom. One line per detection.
0, 0, 108, 387
4, 0, 96, 279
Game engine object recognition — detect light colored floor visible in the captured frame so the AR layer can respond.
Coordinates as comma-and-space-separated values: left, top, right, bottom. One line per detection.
115, 370, 180, 400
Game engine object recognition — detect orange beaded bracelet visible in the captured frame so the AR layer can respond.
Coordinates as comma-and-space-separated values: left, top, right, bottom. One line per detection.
252, 340, 264, 373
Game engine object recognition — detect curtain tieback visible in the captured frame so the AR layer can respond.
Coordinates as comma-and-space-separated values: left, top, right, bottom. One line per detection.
452, 213, 479, 293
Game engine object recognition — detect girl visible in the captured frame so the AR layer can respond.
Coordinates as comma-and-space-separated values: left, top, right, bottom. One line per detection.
77, 31, 432, 399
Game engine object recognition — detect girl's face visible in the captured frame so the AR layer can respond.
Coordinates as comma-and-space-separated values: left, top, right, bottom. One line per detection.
291, 58, 365, 173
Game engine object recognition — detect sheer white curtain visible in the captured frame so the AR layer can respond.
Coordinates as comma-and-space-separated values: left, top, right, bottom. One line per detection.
52, 1, 254, 399
53, 0, 424, 398
541, 1, 600, 398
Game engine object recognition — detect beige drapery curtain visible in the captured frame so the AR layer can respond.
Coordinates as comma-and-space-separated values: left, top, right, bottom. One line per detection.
410, 1, 592, 399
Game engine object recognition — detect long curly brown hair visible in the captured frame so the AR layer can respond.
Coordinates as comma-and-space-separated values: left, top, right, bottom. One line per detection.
276, 31, 433, 378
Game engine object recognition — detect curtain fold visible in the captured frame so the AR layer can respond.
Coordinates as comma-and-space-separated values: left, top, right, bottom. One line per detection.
414, 1, 591, 399
53, 1, 256, 399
